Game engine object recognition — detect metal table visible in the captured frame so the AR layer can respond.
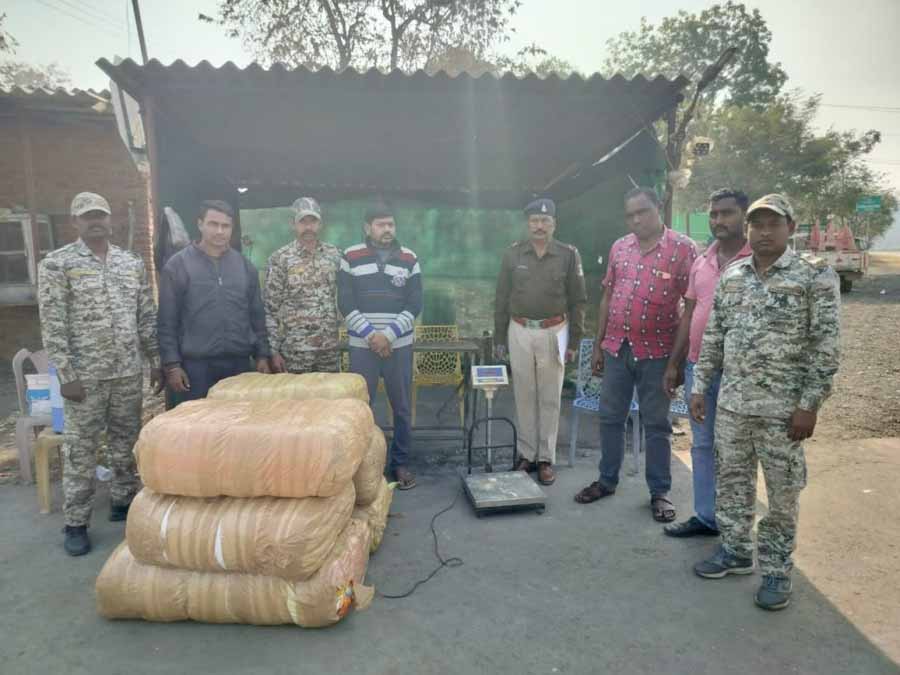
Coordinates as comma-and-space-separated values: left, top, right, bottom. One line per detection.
339, 338, 484, 442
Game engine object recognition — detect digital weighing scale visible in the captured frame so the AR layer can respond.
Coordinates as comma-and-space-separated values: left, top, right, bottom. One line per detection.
463, 364, 547, 516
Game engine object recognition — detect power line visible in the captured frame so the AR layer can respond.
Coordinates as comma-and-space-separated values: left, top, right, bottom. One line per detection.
32, 0, 123, 38
821, 103, 900, 114
55, 0, 125, 29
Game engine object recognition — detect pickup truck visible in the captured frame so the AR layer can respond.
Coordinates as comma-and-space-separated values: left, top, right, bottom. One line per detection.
817, 247, 868, 293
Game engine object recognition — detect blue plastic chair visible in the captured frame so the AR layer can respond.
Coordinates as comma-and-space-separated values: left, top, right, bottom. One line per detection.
567, 338, 689, 473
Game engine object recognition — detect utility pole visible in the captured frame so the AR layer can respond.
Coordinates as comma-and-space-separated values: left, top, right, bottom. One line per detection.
663, 48, 738, 225
131, 0, 149, 64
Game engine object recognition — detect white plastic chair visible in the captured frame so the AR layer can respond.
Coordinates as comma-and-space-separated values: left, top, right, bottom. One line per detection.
12, 348, 52, 483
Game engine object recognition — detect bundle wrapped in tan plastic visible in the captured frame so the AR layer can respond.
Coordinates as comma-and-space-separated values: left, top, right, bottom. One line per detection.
208, 372, 369, 403
354, 431, 387, 506
134, 399, 373, 498
126, 483, 355, 581
353, 478, 394, 553
97, 519, 374, 628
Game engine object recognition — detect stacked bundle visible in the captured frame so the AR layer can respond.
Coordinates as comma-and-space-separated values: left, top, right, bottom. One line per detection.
96, 376, 394, 628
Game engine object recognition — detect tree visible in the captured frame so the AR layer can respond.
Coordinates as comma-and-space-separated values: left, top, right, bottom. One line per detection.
495, 43, 579, 78
424, 43, 578, 78
0, 61, 72, 90
0, 12, 16, 54
678, 94, 897, 240
202, 0, 521, 72
602, 2, 787, 109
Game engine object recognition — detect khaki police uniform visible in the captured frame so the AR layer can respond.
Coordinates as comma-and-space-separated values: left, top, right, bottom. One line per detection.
494, 238, 586, 464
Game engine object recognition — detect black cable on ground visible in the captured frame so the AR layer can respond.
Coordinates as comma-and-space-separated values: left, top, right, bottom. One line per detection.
377, 488, 464, 599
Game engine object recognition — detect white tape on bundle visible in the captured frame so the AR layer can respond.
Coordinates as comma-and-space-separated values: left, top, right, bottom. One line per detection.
214, 522, 227, 571
159, 501, 175, 563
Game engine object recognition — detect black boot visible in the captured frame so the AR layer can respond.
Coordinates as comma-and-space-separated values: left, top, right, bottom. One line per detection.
109, 502, 131, 522
64, 525, 91, 556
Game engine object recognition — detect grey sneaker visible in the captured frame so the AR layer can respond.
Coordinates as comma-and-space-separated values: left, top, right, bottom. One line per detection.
755, 575, 792, 611
693, 546, 754, 578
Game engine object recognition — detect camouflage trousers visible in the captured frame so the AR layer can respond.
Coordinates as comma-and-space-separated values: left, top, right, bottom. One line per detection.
62, 374, 143, 526
285, 349, 340, 374
715, 408, 807, 577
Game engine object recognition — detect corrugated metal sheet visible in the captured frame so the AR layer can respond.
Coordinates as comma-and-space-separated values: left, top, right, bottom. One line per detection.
95, 58, 687, 205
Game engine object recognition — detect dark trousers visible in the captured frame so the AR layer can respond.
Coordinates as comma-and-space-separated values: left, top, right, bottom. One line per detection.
597, 341, 673, 496
350, 345, 413, 470
168, 356, 252, 407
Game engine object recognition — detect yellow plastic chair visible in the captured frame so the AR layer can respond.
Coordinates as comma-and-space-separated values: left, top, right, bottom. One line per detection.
412, 325, 464, 427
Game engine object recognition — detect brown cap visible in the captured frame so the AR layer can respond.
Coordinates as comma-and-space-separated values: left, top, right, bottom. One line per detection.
747, 193, 794, 220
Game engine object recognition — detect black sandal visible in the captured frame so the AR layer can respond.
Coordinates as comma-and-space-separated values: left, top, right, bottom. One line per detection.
651, 496, 676, 523
574, 481, 616, 504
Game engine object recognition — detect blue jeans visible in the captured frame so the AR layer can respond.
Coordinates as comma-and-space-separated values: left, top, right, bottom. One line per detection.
598, 341, 672, 496
684, 361, 722, 530
350, 345, 413, 470
169, 356, 252, 407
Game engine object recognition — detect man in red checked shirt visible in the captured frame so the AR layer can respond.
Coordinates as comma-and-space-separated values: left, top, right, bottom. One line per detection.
575, 187, 697, 523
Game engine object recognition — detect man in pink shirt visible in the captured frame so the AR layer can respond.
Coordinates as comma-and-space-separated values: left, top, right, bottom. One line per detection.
662, 189, 751, 537
575, 187, 697, 522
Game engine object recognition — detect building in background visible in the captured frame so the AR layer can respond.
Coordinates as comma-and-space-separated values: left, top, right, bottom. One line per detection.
0, 86, 151, 361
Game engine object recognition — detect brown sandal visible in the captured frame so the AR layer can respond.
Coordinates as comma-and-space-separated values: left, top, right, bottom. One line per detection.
651, 496, 676, 522
574, 481, 615, 504
393, 466, 417, 491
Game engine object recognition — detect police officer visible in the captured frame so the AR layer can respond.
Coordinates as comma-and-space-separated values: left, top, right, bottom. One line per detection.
38, 192, 162, 557
265, 197, 342, 373
690, 194, 840, 611
494, 198, 586, 486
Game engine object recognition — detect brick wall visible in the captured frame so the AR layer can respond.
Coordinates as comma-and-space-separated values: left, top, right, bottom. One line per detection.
0, 110, 151, 268
0, 108, 152, 361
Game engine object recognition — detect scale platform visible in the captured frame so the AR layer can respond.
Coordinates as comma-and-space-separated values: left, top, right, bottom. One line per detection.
463, 471, 546, 516
464, 364, 547, 516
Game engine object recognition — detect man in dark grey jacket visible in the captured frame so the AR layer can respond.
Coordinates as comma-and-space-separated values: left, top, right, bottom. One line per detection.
158, 200, 270, 404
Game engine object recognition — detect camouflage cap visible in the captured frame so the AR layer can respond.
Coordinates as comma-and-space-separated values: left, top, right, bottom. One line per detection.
747, 193, 794, 220
70, 192, 111, 217
291, 197, 322, 221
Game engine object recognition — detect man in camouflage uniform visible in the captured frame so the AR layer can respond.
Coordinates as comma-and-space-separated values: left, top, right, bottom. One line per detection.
690, 194, 840, 611
38, 192, 162, 557
265, 197, 342, 373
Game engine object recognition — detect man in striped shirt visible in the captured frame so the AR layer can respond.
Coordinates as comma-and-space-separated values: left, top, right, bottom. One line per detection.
338, 203, 423, 489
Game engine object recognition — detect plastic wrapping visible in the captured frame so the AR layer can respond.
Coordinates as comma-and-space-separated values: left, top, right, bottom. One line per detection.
134, 398, 373, 498
207, 372, 369, 403
126, 484, 355, 581
354, 431, 387, 506
353, 478, 394, 553
96, 519, 374, 628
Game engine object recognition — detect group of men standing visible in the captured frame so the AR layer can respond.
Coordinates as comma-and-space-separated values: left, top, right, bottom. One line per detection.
38, 184, 840, 612
39, 193, 422, 557
496, 187, 839, 611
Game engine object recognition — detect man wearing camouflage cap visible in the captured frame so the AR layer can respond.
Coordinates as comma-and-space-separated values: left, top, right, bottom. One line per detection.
690, 194, 840, 611
265, 197, 342, 373
38, 192, 162, 557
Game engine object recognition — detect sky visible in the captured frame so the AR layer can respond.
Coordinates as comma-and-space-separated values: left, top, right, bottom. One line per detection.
4, 0, 900, 242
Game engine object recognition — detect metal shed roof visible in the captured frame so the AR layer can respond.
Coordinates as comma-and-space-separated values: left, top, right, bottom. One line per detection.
96, 58, 687, 207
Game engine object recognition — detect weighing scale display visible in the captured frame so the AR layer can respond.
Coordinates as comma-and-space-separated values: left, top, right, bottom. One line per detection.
472, 365, 508, 387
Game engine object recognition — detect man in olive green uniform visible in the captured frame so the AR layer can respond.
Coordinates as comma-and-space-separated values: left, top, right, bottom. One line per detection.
38, 192, 162, 557
265, 197, 342, 373
494, 198, 586, 485
691, 194, 840, 611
